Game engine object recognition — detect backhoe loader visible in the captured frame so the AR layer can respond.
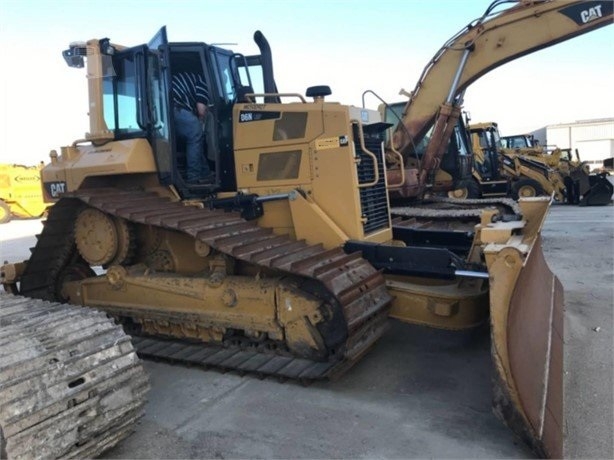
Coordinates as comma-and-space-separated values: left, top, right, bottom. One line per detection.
469, 121, 566, 200
500, 134, 613, 205
1, 1, 612, 458
468, 121, 613, 205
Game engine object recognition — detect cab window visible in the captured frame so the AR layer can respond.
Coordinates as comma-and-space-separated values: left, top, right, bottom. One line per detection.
102, 51, 145, 136
213, 51, 239, 103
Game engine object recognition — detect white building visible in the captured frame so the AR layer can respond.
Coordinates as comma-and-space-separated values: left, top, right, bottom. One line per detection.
531, 118, 614, 169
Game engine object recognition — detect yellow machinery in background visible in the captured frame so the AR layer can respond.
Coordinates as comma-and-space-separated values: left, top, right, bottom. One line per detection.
469, 122, 566, 200
500, 134, 613, 205
469, 122, 613, 205
383, 0, 612, 208
0, 163, 50, 223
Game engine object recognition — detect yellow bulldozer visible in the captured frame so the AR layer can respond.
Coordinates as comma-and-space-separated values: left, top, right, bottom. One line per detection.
0, 163, 51, 224
1, 1, 612, 458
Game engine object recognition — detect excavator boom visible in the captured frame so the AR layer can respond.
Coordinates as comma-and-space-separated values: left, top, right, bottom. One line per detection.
391, 0, 612, 193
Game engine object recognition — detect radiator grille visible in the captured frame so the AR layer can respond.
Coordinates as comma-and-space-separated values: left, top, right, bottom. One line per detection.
353, 124, 390, 234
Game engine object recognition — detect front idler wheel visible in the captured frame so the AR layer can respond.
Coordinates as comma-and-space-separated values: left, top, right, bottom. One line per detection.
54, 262, 96, 303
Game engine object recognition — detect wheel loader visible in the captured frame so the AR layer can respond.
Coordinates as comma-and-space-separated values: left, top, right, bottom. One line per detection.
1, 1, 612, 458
501, 134, 581, 173
0, 163, 51, 224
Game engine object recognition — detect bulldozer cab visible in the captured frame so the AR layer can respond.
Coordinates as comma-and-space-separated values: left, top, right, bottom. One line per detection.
100, 27, 271, 197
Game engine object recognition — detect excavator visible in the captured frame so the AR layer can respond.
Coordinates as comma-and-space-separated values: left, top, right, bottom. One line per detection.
0, 1, 611, 458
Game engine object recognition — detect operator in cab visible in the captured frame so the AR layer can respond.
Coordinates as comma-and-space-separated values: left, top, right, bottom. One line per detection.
172, 72, 213, 184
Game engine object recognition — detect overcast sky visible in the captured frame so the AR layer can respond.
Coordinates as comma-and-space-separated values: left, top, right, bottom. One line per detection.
1, 0, 612, 166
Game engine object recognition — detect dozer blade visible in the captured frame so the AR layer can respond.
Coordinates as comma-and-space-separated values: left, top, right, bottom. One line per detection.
484, 199, 564, 458
579, 173, 613, 206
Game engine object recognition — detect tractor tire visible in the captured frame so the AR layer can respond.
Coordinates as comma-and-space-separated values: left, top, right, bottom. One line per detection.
0, 200, 11, 224
512, 178, 544, 200
448, 179, 481, 199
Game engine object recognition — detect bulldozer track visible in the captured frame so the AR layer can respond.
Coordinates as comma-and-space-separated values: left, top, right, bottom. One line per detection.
0, 294, 149, 459
18, 188, 392, 382
132, 303, 388, 382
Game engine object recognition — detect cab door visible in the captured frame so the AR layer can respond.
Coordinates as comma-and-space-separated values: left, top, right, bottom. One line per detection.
146, 27, 176, 186
148, 30, 223, 195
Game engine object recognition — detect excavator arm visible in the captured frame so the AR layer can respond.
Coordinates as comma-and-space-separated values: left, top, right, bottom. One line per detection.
392, 0, 613, 192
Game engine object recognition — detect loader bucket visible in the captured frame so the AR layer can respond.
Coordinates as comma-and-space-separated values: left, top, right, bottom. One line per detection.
483, 198, 564, 458
579, 173, 613, 206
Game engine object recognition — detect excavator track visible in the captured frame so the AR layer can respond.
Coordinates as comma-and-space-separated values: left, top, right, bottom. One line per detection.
18, 188, 392, 382
391, 196, 522, 220
389, 197, 523, 257
0, 294, 149, 459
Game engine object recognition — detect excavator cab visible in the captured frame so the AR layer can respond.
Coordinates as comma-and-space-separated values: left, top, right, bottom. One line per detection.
382, 102, 473, 199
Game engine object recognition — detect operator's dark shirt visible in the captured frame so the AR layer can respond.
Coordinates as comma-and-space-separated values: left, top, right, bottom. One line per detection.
172, 72, 209, 112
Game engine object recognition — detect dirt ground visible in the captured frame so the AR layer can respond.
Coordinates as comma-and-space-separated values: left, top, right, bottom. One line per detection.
0, 201, 612, 459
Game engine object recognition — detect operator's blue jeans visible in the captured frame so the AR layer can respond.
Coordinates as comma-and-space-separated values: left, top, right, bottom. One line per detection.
174, 108, 210, 183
